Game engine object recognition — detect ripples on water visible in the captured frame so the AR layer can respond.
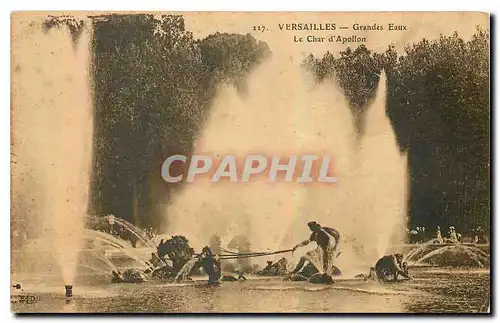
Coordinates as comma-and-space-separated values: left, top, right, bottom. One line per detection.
402, 269, 490, 313
12, 268, 489, 313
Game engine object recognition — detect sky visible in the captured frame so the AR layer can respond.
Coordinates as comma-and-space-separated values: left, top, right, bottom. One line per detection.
183, 12, 489, 59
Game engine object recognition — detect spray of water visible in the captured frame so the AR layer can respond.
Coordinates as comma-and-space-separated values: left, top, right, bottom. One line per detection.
405, 243, 489, 268
111, 217, 156, 249
11, 17, 93, 285
82, 230, 153, 271
174, 258, 199, 282
163, 54, 407, 274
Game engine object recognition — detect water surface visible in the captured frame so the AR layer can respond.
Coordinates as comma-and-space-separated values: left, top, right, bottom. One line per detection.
12, 267, 490, 313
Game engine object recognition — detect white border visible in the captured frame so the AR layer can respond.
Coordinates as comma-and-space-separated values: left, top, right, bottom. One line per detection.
3, 1, 499, 11
2, 1, 498, 322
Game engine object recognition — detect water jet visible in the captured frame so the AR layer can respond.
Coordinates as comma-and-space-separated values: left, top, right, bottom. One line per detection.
11, 15, 93, 289
405, 243, 490, 268
164, 58, 408, 275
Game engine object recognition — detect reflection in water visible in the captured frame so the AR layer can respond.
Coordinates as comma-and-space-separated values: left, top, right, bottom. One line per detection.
401, 269, 490, 313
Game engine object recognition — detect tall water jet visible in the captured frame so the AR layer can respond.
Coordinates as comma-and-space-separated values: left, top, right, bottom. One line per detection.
287, 71, 408, 275
164, 56, 335, 251
356, 71, 408, 263
11, 15, 93, 286
163, 54, 407, 275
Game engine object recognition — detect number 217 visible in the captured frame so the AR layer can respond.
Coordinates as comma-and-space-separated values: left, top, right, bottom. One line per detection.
253, 25, 267, 32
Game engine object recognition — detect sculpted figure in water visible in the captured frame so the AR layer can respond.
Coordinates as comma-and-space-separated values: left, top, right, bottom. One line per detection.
291, 221, 340, 275
189, 246, 222, 285
373, 253, 410, 282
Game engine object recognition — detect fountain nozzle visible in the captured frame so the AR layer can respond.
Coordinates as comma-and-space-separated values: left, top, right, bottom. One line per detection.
65, 285, 73, 298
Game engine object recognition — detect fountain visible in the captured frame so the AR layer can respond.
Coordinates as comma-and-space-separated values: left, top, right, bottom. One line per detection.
11, 19, 409, 283
404, 242, 490, 268
163, 54, 408, 277
11, 15, 93, 290
82, 229, 154, 271
174, 258, 199, 282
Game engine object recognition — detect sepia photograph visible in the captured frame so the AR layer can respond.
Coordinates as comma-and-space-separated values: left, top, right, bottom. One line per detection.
10, 11, 490, 314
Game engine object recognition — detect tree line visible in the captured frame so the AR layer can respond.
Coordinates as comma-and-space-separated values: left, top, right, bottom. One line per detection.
303, 28, 490, 232
88, 14, 271, 229
41, 16, 489, 233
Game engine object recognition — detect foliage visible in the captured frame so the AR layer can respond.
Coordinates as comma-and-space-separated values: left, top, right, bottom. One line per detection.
304, 28, 490, 231
43, 15, 85, 44
199, 32, 271, 91
89, 14, 271, 228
